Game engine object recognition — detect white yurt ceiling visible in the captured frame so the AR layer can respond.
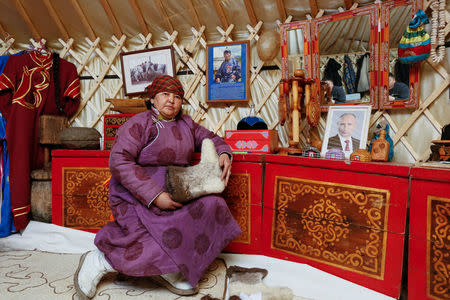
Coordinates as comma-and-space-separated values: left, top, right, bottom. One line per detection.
0, 0, 378, 48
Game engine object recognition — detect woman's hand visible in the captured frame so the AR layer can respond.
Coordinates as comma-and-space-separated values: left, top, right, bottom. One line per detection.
152, 192, 183, 210
219, 153, 232, 186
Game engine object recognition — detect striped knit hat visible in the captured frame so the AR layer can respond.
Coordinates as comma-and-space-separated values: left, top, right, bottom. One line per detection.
146, 75, 184, 99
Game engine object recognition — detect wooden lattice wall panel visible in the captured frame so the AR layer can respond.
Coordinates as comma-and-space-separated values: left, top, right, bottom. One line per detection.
0, 11, 448, 163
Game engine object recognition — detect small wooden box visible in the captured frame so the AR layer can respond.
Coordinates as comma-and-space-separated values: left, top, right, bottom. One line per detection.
39, 115, 68, 145
225, 130, 278, 153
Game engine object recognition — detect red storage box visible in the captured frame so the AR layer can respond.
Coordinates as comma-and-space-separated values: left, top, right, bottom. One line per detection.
225, 130, 278, 153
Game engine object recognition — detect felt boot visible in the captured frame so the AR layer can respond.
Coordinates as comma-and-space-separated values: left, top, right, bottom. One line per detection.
166, 138, 225, 202
74, 249, 116, 299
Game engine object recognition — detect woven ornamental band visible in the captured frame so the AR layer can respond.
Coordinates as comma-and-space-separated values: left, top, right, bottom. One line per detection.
147, 75, 184, 99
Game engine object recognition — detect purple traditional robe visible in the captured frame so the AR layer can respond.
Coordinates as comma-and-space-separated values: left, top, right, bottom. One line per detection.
95, 109, 241, 287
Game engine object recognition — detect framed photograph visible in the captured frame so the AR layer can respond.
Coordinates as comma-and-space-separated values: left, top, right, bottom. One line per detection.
321, 105, 372, 159
120, 46, 175, 96
206, 40, 250, 103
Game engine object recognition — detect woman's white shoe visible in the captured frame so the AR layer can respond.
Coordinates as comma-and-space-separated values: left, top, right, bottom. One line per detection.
74, 249, 116, 299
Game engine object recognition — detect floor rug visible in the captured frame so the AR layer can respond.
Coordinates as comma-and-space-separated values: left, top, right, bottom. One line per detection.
0, 250, 226, 299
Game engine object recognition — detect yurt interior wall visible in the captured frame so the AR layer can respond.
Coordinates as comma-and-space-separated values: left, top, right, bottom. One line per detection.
1, 0, 448, 163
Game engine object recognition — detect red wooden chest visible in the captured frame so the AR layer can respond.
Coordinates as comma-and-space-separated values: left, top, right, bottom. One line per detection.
261, 155, 410, 298
224, 130, 278, 153
409, 163, 450, 300
51, 150, 264, 254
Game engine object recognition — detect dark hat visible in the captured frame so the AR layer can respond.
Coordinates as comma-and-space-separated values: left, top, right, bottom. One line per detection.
223, 49, 231, 54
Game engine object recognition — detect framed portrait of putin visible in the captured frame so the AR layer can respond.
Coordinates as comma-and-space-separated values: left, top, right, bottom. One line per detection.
321, 105, 372, 159
206, 41, 250, 103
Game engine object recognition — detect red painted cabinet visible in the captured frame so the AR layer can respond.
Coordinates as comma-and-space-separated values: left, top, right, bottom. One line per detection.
52, 150, 111, 233
51, 150, 263, 253
409, 164, 450, 300
261, 155, 410, 298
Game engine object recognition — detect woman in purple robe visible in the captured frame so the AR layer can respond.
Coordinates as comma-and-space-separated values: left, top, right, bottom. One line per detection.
74, 75, 241, 299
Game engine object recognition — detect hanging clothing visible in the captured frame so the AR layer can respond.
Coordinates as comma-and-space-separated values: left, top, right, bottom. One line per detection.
323, 58, 342, 87
343, 55, 356, 93
95, 110, 241, 288
0, 112, 13, 237
356, 53, 370, 93
0, 51, 80, 231
0, 52, 20, 237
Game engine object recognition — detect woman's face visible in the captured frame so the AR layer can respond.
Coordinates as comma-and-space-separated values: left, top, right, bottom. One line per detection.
150, 91, 183, 119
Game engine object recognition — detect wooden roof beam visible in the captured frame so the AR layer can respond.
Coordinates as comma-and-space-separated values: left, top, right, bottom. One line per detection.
99, 0, 123, 38
243, 0, 257, 27
70, 0, 96, 41
0, 22, 9, 40
213, 0, 229, 29
344, 0, 354, 10
42, 0, 69, 41
128, 0, 149, 36
309, 0, 318, 18
276, 0, 287, 22
12, 0, 40, 40
153, 0, 174, 33
184, 0, 202, 30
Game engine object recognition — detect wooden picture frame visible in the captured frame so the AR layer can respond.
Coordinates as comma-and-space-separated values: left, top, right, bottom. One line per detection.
311, 4, 380, 111
321, 105, 372, 159
120, 46, 175, 96
206, 41, 250, 103
379, 0, 420, 109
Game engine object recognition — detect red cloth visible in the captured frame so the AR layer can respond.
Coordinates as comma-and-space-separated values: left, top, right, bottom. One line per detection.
0, 51, 80, 230
146, 75, 184, 99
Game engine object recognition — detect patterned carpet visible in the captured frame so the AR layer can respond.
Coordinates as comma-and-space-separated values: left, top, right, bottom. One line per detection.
0, 250, 226, 299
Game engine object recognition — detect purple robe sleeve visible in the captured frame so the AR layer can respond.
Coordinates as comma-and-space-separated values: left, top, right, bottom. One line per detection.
181, 115, 232, 159
109, 112, 165, 207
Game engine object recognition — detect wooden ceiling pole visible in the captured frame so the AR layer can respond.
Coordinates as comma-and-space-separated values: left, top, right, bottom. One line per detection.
243, 0, 257, 27
309, 0, 318, 18
12, 0, 41, 41
276, 0, 287, 22
344, 0, 354, 10
0, 22, 9, 40
212, 0, 229, 29
42, 0, 69, 41
128, 0, 149, 36
184, 0, 202, 30
153, 0, 174, 33
70, 0, 97, 41
99, 0, 123, 39
346, 15, 364, 52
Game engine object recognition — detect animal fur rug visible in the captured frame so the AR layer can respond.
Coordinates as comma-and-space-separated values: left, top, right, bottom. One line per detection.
226, 266, 312, 300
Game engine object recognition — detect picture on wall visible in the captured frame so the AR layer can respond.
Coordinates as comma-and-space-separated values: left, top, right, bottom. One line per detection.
321, 105, 372, 159
206, 41, 250, 103
120, 46, 175, 96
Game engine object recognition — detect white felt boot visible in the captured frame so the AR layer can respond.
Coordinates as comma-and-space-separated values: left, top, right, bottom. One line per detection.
74, 249, 116, 299
166, 138, 226, 203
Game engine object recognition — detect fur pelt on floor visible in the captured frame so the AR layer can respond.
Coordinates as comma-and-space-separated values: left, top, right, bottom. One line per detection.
226, 265, 311, 300
166, 138, 225, 203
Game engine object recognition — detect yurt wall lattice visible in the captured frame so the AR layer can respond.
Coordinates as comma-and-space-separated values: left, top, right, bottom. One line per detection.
0, 0, 448, 164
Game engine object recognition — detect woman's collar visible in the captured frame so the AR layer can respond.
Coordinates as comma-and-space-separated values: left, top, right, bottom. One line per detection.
151, 107, 175, 122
